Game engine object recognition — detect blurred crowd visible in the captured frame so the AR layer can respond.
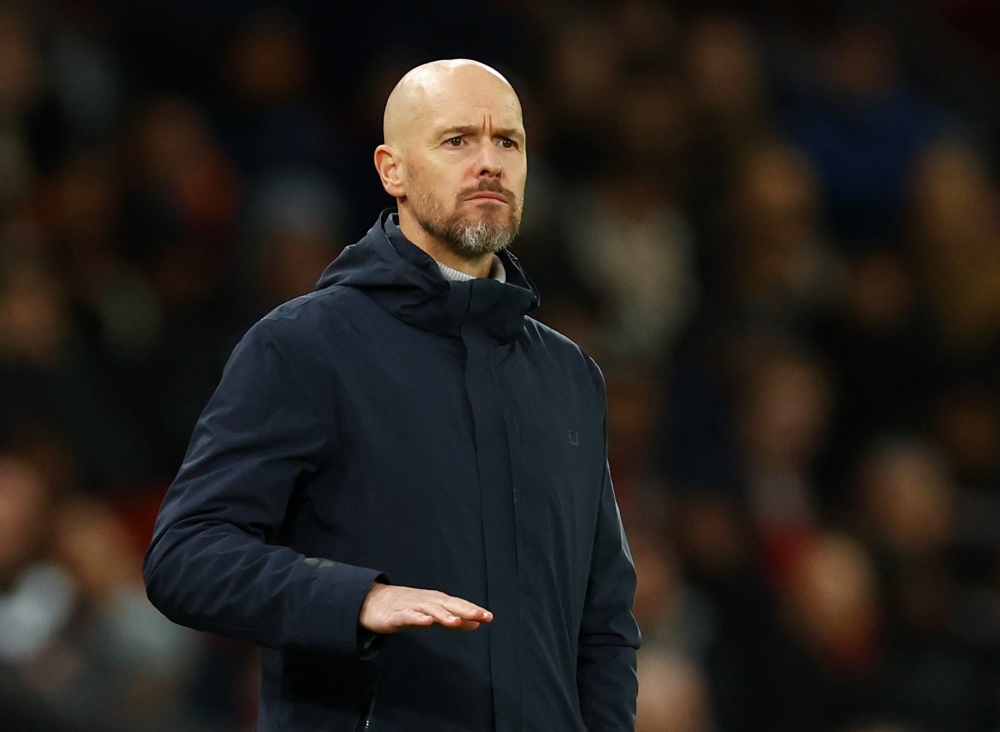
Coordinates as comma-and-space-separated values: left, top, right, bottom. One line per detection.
2, 0, 1000, 731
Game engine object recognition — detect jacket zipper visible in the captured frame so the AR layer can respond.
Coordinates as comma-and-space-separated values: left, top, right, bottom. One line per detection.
354, 691, 376, 732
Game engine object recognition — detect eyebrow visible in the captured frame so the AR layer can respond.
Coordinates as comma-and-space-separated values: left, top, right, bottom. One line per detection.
437, 124, 525, 143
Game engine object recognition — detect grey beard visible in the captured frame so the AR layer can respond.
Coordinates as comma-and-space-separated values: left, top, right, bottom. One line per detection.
418, 208, 519, 258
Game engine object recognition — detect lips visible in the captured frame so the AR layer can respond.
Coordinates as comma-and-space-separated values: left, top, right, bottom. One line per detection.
467, 192, 509, 204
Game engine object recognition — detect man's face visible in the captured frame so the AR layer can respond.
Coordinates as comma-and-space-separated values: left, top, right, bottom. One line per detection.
400, 69, 527, 258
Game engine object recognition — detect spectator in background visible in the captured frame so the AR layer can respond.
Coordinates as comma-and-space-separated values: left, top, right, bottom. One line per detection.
723, 140, 842, 332
686, 14, 770, 172
788, 21, 940, 245
124, 96, 239, 265
813, 248, 939, 498
212, 6, 351, 278
47, 497, 197, 731
43, 0, 122, 153
544, 13, 623, 182
736, 340, 832, 587
554, 5, 698, 366
214, 10, 342, 182
564, 145, 699, 363
770, 532, 882, 731
0, 455, 67, 667
240, 170, 346, 317
933, 385, 1000, 492
121, 97, 246, 468
911, 138, 1000, 370
0, 3, 39, 209
614, 0, 680, 72
0, 455, 83, 731
40, 151, 162, 361
636, 649, 715, 732
0, 454, 195, 732
0, 250, 153, 486
605, 367, 667, 512
684, 14, 772, 294
627, 524, 714, 666
855, 439, 995, 732
857, 439, 955, 565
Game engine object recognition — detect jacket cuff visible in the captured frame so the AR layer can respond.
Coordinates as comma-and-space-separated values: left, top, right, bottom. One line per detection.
294, 558, 387, 658
357, 572, 390, 660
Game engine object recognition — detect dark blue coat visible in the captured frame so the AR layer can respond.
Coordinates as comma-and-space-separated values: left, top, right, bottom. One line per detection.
143, 212, 640, 732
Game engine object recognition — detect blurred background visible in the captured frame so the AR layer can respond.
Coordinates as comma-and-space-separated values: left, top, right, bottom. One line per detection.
1, 0, 1000, 730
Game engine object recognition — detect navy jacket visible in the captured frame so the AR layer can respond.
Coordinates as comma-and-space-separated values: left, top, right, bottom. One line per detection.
144, 212, 640, 732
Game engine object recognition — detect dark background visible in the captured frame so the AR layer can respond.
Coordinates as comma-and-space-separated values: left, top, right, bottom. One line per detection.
2, 1, 1000, 730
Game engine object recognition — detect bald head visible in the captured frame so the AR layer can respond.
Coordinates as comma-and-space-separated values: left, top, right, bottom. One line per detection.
383, 59, 521, 149
374, 59, 527, 274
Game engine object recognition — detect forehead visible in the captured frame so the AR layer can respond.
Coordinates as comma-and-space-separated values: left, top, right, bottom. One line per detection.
416, 74, 523, 135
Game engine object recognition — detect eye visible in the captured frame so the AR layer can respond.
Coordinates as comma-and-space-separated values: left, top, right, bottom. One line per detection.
500, 138, 517, 149
446, 137, 463, 146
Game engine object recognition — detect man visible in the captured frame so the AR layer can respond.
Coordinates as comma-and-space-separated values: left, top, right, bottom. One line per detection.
144, 59, 640, 732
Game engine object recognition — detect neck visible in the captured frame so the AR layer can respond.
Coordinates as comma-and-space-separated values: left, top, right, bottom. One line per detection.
397, 208, 494, 279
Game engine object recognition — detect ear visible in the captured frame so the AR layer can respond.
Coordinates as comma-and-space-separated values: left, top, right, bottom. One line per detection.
374, 144, 406, 199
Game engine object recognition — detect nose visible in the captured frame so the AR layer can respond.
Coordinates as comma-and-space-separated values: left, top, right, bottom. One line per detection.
475, 140, 502, 178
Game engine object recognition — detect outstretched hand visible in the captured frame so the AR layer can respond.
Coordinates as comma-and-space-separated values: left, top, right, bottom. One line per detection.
359, 582, 493, 634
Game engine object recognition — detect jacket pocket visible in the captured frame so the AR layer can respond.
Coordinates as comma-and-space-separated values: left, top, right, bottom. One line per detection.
281, 648, 375, 706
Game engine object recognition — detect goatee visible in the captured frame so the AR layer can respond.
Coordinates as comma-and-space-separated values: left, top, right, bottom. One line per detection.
417, 182, 521, 258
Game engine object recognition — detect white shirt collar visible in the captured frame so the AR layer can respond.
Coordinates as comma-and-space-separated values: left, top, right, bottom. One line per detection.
436, 255, 507, 284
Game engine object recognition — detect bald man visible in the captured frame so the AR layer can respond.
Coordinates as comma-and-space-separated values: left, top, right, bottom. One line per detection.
145, 60, 640, 732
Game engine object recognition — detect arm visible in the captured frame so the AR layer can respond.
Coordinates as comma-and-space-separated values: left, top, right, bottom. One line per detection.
143, 318, 382, 657
143, 317, 493, 655
578, 359, 641, 730
577, 465, 641, 731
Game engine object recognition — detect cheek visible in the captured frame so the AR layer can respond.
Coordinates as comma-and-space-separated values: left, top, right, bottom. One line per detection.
510, 169, 528, 206
408, 166, 459, 205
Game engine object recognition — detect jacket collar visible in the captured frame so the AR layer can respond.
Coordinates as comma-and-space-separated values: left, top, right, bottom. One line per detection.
321, 211, 538, 344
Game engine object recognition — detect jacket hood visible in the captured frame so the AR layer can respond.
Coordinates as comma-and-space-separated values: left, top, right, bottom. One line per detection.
316, 211, 539, 343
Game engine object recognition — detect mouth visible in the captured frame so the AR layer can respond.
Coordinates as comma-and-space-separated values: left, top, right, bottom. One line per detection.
466, 192, 509, 204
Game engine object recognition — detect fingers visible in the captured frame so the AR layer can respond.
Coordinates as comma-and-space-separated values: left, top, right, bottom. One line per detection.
441, 597, 493, 623
394, 609, 479, 632
418, 597, 492, 632
414, 598, 491, 628
398, 609, 435, 627
359, 584, 494, 634
414, 600, 462, 628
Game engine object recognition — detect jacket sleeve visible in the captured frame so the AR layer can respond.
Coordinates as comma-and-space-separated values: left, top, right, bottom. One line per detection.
143, 317, 384, 658
577, 361, 641, 731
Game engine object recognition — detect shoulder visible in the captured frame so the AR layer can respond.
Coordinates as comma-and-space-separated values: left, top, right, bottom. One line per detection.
243, 285, 373, 344
522, 316, 606, 399
262, 284, 366, 328
229, 286, 367, 368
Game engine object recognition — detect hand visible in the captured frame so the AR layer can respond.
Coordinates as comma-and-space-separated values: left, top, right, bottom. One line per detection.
359, 583, 493, 634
